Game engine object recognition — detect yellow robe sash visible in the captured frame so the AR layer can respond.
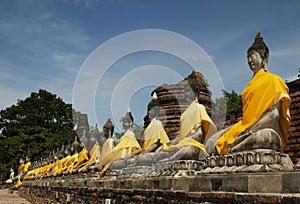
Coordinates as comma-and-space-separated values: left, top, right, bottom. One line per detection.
100, 130, 141, 177
78, 145, 100, 173
179, 101, 217, 141
100, 130, 141, 165
216, 69, 290, 154
143, 118, 170, 151
69, 149, 89, 173
164, 101, 217, 156
100, 138, 115, 158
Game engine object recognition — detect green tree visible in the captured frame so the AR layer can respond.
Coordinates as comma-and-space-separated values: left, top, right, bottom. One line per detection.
223, 90, 242, 114
212, 89, 242, 129
113, 120, 144, 144
0, 89, 76, 180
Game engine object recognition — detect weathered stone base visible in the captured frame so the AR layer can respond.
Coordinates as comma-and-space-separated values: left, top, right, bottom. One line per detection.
201, 149, 294, 174
118, 150, 293, 177
19, 150, 298, 203
20, 170, 300, 203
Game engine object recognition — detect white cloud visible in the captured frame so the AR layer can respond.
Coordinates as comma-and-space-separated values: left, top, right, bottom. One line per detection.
60, 0, 110, 7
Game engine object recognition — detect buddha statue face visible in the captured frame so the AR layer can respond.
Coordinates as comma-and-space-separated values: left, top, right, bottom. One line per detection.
122, 112, 133, 131
184, 84, 195, 103
148, 106, 160, 120
248, 50, 263, 74
247, 32, 269, 73
122, 119, 132, 131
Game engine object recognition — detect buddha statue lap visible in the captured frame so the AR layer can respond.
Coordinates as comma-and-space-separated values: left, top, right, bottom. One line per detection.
205, 32, 290, 155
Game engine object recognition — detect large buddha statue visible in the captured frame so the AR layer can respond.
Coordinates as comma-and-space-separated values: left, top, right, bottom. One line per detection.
205, 32, 291, 155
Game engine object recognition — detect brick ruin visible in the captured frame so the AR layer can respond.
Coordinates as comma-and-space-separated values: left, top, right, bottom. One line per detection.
285, 78, 300, 163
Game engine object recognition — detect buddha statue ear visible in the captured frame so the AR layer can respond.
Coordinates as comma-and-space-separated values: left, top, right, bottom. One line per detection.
263, 61, 268, 71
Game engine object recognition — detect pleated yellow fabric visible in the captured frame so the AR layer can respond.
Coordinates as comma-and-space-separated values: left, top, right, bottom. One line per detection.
24, 162, 31, 173
164, 101, 217, 156
164, 137, 209, 156
78, 144, 100, 172
100, 138, 115, 158
143, 118, 170, 151
53, 155, 71, 176
179, 101, 217, 141
68, 149, 89, 173
100, 130, 141, 165
99, 130, 141, 177
216, 69, 290, 154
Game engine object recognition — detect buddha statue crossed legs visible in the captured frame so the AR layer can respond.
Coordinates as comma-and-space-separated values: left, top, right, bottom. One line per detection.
205, 32, 291, 155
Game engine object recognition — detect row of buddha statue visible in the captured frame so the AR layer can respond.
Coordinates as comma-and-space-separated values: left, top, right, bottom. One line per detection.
14, 32, 291, 187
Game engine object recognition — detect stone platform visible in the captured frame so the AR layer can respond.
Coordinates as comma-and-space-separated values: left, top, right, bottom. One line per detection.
20, 170, 300, 203
19, 150, 300, 203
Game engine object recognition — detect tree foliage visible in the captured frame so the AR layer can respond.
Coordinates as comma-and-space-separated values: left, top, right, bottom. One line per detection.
113, 122, 144, 144
212, 89, 242, 129
213, 89, 242, 115
0, 89, 76, 180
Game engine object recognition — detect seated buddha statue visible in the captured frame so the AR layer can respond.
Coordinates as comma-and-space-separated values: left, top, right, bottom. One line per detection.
100, 118, 116, 158
99, 109, 142, 176
153, 78, 217, 163
65, 135, 89, 174
205, 32, 291, 155
130, 92, 170, 166
78, 141, 100, 172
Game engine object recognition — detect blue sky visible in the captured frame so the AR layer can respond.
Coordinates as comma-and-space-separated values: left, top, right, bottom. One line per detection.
1, 0, 299, 131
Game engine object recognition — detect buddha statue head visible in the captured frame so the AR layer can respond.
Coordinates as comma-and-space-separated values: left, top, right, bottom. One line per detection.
148, 92, 160, 120
122, 108, 134, 131
247, 32, 269, 73
185, 76, 201, 103
72, 135, 83, 154
103, 118, 115, 139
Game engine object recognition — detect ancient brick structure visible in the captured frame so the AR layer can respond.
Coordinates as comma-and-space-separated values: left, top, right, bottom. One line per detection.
143, 71, 212, 140
285, 79, 300, 163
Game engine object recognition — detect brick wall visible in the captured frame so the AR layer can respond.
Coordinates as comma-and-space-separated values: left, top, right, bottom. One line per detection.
285, 79, 300, 163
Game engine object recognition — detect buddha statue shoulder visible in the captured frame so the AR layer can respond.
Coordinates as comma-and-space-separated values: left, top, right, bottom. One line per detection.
205, 32, 291, 155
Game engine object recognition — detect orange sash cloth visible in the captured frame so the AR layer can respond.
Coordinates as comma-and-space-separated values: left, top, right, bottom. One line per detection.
216, 69, 290, 154
17, 163, 25, 174
164, 101, 217, 156
142, 118, 170, 151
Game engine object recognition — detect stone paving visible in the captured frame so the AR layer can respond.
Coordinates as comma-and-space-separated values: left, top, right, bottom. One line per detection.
0, 189, 31, 204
